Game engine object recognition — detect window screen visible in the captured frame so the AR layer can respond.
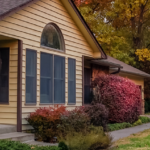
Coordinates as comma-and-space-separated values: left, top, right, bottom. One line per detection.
0, 48, 9, 103
26, 50, 37, 103
54, 55, 65, 104
68, 58, 76, 104
40, 53, 53, 103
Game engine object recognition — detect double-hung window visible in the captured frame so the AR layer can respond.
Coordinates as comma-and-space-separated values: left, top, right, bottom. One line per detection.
40, 53, 65, 104
26, 49, 37, 104
68, 58, 76, 104
40, 53, 53, 103
54, 55, 65, 104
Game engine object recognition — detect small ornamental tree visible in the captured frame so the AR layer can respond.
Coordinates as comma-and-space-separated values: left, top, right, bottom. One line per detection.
93, 75, 142, 123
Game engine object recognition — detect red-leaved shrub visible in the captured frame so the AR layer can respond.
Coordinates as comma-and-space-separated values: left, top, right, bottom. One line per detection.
93, 75, 142, 123
26, 105, 66, 142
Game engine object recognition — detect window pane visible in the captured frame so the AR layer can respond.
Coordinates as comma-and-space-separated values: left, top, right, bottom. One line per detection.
40, 78, 52, 103
41, 53, 52, 77
0, 48, 9, 103
26, 51, 36, 76
26, 50, 36, 103
54, 56, 65, 103
68, 58, 76, 103
40, 53, 53, 103
41, 24, 63, 50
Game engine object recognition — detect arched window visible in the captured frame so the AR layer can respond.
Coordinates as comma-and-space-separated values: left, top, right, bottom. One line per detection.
41, 23, 65, 51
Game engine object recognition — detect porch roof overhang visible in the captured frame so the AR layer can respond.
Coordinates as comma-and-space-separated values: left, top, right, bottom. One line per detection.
90, 59, 123, 69
0, 35, 15, 41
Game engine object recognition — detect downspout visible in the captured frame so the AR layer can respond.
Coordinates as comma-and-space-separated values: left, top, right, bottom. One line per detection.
111, 68, 121, 74
17, 40, 22, 132
82, 55, 84, 105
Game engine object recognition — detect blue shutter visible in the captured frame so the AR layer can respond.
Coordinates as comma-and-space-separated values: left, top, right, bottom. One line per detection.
40, 53, 53, 103
26, 50, 37, 103
54, 55, 65, 104
68, 58, 76, 104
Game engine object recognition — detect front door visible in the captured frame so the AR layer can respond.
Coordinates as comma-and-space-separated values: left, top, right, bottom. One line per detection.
84, 68, 92, 104
0, 48, 9, 103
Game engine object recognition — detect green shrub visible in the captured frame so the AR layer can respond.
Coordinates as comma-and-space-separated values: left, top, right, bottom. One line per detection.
132, 119, 142, 126
139, 116, 150, 123
0, 140, 60, 150
58, 126, 112, 150
108, 122, 132, 131
58, 141, 68, 150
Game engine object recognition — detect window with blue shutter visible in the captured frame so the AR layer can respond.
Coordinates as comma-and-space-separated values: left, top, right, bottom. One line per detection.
26, 50, 37, 104
68, 58, 76, 104
40, 53, 53, 103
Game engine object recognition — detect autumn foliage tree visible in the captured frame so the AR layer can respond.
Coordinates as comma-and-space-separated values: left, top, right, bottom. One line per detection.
73, 0, 150, 97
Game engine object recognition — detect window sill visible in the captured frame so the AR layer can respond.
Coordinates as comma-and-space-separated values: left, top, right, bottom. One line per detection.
0, 102, 9, 105
67, 103, 76, 105
39, 103, 65, 105
25, 103, 37, 106
40, 45, 65, 54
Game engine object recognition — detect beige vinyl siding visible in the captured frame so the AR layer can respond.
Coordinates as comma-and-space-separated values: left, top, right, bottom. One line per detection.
0, 40, 18, 125
0, 0, 95, 129
119, 72, 145, 115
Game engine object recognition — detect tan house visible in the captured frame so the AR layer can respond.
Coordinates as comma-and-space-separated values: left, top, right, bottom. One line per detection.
0, 0, 149, 132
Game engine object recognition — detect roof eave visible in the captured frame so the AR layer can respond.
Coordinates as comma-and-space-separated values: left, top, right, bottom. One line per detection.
120, 70, 150, 78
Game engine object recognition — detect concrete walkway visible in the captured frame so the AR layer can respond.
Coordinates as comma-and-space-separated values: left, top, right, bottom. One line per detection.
110, 122, 150, 142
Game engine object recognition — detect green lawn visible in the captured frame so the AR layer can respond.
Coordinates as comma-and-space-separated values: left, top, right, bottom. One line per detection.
0, 140, 60, 150
145, 113, 150, 115
113, 129, 150, 150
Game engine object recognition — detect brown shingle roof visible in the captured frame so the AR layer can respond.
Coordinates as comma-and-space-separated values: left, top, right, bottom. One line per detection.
0, 0, 32, 16
107, 56, 150, 78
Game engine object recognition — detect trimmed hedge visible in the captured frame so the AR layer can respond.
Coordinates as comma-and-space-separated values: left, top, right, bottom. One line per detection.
0, 140, 60, 150
139, 116, 150, 123
108, 122, 132, 131
108, 116, 150, 131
